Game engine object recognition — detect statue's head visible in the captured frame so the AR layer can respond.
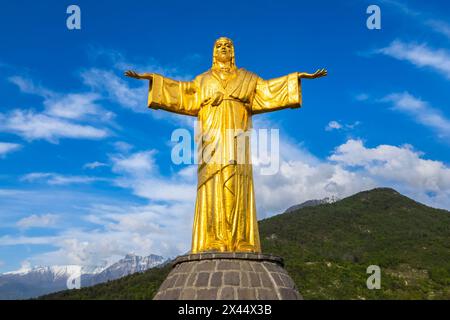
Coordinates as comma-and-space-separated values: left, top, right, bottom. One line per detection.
212, 37, 236, 69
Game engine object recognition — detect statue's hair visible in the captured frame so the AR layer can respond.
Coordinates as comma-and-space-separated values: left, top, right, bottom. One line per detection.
212, 37, 237, 70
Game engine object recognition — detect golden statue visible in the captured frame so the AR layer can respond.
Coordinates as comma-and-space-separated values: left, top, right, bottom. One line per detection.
125, 37, 327, 254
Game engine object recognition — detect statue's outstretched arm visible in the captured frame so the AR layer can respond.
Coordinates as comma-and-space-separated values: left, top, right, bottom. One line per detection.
298, 68, 327, 79
124, 70, 153, 80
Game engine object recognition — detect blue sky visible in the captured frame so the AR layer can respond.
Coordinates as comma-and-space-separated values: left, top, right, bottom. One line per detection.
0, 0, 449, 273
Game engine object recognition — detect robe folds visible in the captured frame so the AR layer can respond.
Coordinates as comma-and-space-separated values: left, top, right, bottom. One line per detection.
148, 68, 302, 253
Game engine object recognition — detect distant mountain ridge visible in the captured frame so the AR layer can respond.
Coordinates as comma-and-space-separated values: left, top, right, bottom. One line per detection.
0, 253, 166, 299
40, 188, 450, 300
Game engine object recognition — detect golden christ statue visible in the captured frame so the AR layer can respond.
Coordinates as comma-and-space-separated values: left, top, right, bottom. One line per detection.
125, 37, 327, 254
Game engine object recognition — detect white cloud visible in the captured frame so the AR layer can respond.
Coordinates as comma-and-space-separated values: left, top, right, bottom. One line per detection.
325, 120, 342, 131
2, 137, 450, 268
8, 75, 52, 97
82, 47, 190, 112
80, 68, 196, 127
116, 178, 197, 202
87, 47, 191, 81
21, 172, 105, 185
346, 121, 360, 129
83, 161, 108, 170
0, 110, 109, 143
329, 139, 450, 190
0, 142, 21, 157
3, 76, 113, 143
113, 141, 133, 153
355, 93, 369, 101
111, 150, 156, 175
329, 139, 450, 208
44, 93, 113, 121
253, 136, 450, 216
16, 214, 59, 229
381, 1, 450, 40
110, 150, 196, 202
80, 49, 196, 127
382, 92, 450, 138
0, 189, 29, 196
0, 201, 194, 266
253, 139, 377, 216
0, 235, 59, 246
177, 165, 197, 181
0, 144, 197, 267
9, 76, 113, 121
378, 40, 450, 79
5, 59, 195, 147
81, 68, 148, 113
0, 186, 192, 265
379, 0, 417, 14
426, 19, 450, 40
0, 188, 140, 229
325, 120, 360, 132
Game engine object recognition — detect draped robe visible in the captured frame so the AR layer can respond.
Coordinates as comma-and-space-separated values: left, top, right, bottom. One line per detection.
148, 68, 302, 253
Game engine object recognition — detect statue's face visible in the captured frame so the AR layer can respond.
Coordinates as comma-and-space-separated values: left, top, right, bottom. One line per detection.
214, 39, 233, 63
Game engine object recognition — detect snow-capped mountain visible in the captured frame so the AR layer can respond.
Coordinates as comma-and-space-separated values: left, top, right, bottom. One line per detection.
86, 254, 167, 286
3, 264, 106, 278
284, 196, 340, 213
0, 253, 166, 300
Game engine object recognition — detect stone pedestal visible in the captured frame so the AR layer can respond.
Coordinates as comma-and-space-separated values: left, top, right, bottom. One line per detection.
153, 252, 302, 300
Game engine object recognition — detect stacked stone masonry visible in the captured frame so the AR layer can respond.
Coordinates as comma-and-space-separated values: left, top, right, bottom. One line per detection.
154, 252, 302, 300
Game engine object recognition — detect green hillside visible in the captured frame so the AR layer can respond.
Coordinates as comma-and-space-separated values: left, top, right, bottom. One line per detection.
40, 188, 450, 300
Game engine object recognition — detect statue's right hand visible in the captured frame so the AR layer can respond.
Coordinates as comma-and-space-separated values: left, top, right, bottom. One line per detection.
124, 70, 143, 79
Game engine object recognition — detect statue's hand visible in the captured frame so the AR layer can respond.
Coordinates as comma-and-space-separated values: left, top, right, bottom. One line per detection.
311, 68, 327, 78
124, 70, 141, 79
298, 68, 328, 79
124, 70, 153, 80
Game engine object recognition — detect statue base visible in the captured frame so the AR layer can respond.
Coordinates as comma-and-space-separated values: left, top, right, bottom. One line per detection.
153, 252, 302, 300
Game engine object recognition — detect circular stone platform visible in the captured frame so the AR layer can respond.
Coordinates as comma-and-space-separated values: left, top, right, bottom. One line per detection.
153, 252, 302, 300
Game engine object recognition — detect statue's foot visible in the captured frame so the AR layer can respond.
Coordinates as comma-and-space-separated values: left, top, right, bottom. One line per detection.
235, 242, 258, 253
204, 241, 227, 252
